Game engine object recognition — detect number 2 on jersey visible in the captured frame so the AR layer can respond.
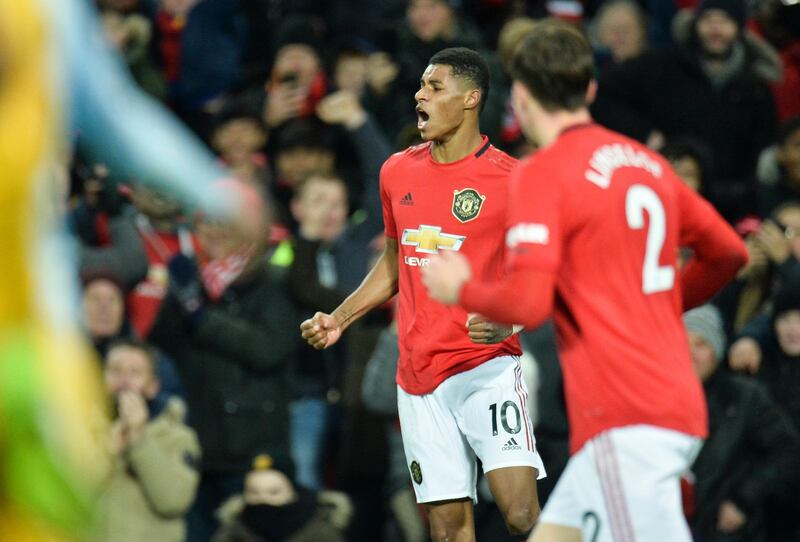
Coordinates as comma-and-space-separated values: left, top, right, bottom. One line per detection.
625, 184, 675, 294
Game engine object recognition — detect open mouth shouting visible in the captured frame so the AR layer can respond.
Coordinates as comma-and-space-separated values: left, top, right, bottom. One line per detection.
416, 105, 430, 131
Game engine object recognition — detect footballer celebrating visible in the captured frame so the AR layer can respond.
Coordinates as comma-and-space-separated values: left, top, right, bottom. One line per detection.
422, 21, 749, 542
301, 47, 545, 541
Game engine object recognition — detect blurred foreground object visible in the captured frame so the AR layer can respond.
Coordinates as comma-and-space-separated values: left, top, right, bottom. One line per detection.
0, 0, 247, 539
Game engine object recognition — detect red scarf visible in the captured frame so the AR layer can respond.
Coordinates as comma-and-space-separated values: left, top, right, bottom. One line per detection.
201, 252, 250, 301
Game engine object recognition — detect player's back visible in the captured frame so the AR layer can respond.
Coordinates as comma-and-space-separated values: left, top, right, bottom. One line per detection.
525, 124, 706, 452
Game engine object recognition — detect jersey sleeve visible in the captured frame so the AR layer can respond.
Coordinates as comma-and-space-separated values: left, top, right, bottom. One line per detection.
675, 177, 748, 309
379, 158, 397, 240
504, 159, 564, 274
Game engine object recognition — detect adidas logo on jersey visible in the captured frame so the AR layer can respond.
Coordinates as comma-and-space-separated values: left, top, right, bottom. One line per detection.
400, 192, 414, 206
502, 438, 522, 452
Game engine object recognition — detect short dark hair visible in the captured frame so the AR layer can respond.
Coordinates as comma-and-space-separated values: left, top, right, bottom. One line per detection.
275, 119, 335, 155
428, 47, 490, 112
510, 19, 594, 112
106, 338, 159, 377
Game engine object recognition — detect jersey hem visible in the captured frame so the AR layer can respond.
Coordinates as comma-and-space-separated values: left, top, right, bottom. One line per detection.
397, 345, 523, 395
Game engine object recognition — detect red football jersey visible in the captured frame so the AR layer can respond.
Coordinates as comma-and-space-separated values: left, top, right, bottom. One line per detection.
381, 136, 522, 394
506, 124, 710, 453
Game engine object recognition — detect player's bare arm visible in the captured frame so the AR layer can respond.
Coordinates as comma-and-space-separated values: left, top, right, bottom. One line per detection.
300, 238, 399, 349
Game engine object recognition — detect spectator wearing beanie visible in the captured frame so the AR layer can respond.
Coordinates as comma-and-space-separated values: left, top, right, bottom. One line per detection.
212, 453, 352, 542
685, 305, 800, 542
592, 0, 779, 222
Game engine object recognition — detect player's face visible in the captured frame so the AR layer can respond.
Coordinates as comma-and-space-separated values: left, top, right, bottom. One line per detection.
414, 64, 469, 142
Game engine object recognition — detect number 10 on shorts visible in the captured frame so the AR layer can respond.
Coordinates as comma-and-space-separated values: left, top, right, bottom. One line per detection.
489, 401, 522, 436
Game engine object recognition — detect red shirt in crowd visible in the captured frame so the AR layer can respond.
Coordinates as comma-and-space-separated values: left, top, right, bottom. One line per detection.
128, 217, 196, 338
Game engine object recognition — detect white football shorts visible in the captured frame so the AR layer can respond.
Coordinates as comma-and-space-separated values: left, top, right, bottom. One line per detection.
538, 424, 702, 542
397, 355, 546, 503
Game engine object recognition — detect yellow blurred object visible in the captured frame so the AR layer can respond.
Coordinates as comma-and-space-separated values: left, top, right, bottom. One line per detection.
0, 0, 109, 539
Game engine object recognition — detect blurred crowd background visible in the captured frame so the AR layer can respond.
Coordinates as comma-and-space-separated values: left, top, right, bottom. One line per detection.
66, 0, 800, 541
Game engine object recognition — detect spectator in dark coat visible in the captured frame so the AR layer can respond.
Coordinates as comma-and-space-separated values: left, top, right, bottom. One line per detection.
685, 305, 800, 542
149, 190, 299, 541
592, 0, 780, 221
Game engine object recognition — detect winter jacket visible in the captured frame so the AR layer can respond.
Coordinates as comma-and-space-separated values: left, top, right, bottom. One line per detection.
592, 21, 779, 220
149, 260, 299, 472
212, 491, 352, 542
97, 398, 200, 542
690, 370, 800, 542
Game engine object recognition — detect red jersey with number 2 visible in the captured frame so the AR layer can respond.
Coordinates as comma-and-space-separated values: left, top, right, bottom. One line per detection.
381, 136, 522, 395
505, 124, 709, 454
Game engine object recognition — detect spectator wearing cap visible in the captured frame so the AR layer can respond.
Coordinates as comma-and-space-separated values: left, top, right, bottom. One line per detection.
685, 305, 800, 542
212, 453, 352, 542
592, 0, 780, 222
98, 338, 201, 542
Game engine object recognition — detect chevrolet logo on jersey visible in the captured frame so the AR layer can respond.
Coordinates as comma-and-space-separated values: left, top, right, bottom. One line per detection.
401, 225, 465, 254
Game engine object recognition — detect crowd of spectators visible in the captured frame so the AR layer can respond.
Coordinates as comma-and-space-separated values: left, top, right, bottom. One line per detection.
69, 0, 800, 540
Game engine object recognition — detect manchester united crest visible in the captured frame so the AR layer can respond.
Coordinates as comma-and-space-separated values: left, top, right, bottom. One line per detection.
410, 461, 423, 484
452, 188, 486, 223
